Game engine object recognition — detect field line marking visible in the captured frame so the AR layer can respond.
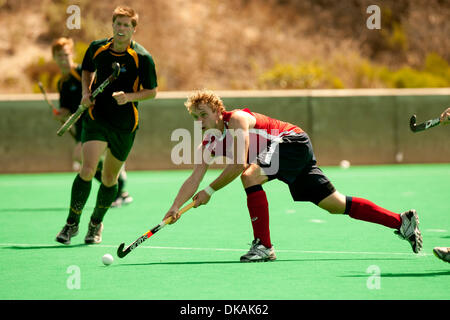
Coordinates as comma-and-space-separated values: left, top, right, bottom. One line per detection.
0, 243, 430, 256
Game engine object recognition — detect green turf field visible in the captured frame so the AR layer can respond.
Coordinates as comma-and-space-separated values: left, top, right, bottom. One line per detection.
0, 164, 449, 300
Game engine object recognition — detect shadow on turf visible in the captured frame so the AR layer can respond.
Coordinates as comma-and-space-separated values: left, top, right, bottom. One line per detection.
118, 257, 412, 266
340, 270, 450, 278
2, 244, 89, 250
0, 208, 67, 213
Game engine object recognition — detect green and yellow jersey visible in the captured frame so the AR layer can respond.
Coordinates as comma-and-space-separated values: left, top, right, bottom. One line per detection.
82, 38, 158, 133
58, 64, 82, 114
58, 64, 83, 141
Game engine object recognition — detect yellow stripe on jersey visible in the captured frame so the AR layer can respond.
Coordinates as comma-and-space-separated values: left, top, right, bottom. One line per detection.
109, 52, 126, 57
126, 44, 139, 69
133, 76, 139, 93
131, 102, 139, 132
93, 41, 113, 59
70, 67, 81, 82
127, 43, 140, 95
88, 105, 95, 120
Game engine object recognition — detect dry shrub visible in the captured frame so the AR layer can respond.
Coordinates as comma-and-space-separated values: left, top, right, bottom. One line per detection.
3, 0, 449, 92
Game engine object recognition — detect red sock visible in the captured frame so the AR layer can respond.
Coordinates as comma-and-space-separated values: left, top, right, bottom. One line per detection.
246, 186, 272, 248
346, 196, 401, 229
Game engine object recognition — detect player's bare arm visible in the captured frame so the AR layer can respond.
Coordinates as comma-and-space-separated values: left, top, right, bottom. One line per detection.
193, 112, 252, 207
440, 107, 450, 124
163, 144, 209, 224
112, 88, 157, 105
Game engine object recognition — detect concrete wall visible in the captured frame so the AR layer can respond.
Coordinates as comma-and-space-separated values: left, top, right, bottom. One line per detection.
0, 89, 448, 173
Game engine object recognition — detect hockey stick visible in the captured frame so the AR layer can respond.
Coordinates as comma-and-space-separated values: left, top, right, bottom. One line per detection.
409, 114, 441, 133
117, 201, 196, 258
38, 82, 60, 116
56, 62, 121, 136
38, 82, 76, 139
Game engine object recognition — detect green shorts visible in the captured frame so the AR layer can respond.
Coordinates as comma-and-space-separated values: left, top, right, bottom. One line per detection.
81, 117, 136, 161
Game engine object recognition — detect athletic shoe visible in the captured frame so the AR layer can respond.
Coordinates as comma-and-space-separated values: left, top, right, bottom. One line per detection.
111, 191, 133, 208
394, 209, 423, 253
240, 238, 276, 262
433, 247, 450, 263
84, 221, 103, 244
56, 223, 79, 245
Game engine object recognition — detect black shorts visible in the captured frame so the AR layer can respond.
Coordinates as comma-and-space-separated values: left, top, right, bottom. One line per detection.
81, 117, 136, 161
262, 133, 335, 205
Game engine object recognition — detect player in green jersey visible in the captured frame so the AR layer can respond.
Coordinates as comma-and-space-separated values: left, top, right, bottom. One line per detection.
52, 37, 132, 208
56, 6, 157, 245
52, 37, 85, 165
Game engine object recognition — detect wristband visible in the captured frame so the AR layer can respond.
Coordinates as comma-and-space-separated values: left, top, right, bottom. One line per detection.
204, 185, 215, 196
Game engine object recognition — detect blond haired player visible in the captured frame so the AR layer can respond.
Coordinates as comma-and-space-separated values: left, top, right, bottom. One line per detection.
163, 90, 422, 262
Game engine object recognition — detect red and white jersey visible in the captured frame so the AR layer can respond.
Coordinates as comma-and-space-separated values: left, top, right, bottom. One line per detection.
202, 108, 304, 165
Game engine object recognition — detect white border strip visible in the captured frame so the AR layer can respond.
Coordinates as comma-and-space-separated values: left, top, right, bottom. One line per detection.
1, 88, 449, 101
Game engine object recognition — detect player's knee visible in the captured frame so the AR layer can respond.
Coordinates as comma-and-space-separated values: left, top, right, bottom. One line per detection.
317, 201, 345, 214
79, 164, 97, 180
319, 202, 345, 214
101, 173, 118, 187
325, 207, 344, 214
317, 191, 346, 214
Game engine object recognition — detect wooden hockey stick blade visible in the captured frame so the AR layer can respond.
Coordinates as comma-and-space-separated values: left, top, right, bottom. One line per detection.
117, 201, 196, 258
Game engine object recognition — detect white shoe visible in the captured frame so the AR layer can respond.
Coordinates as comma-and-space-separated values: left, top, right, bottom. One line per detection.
433, 247, 450, 263
111, 192, 133, 208
240, 238, 276, 262
84, 222, 103, 244
394, 209, 423, 254
121, 192, 133, 205
111, 197, 123, 208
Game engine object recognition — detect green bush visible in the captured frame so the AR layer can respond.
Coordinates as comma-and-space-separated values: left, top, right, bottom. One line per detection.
358, 53, 450, 88
258, 61, 344, 89
382, 67, 448, 88
384, 22, 408, 52
259, 52, 449, 90
424, 53, 450, 81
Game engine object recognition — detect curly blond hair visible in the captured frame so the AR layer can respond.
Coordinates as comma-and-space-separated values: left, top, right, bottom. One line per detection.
184, 90, 226, 113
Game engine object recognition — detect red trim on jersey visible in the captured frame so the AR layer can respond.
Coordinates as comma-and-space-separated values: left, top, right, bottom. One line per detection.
203, 107, 304, 162
222, 108, 303, 134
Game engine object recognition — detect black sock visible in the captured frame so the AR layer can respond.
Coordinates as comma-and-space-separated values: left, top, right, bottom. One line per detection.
245, 185, 263, 195
90, 183, 118, 224
117, 171, 125, 197
67, 174, 92, 225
